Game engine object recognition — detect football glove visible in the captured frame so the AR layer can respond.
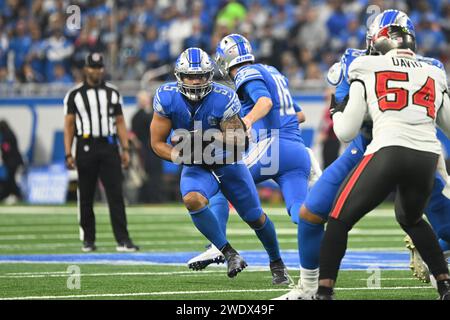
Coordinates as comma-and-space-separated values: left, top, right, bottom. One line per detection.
330, 94, 349, 116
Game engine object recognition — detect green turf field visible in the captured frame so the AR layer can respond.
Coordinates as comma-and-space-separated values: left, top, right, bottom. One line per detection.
0, 204, 441, 300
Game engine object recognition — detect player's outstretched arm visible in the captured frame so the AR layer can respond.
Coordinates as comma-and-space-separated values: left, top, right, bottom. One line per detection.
220, 114, 249, 149
332, 81, 367, 143
150, 112, 176, 162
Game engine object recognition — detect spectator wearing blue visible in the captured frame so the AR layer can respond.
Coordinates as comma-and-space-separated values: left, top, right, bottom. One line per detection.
139, 0, 159, 28
43, 14, 74, 82
140, 26, 170, 69
337, 14, 366, 51
50, 63, 74, 84
8, 19, 32, 76
326, 0, 349, 38
441, 3, 450, 42
26, 21, 46, 82
0, 18, 8, 69
184, 22, 210, 53
270, 0, 297, 38
416, 12, 446, 58
191, 0, 214, 37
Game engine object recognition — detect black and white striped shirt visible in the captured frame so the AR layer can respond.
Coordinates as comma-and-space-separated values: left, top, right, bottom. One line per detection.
63, 81, 123, 138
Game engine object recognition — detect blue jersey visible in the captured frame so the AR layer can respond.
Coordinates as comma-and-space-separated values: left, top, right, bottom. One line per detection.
153, 82, 240, 131
233, 64, 302, 142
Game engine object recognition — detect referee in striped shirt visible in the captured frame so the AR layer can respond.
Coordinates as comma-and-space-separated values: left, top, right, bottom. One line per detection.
63, 52, 139, 252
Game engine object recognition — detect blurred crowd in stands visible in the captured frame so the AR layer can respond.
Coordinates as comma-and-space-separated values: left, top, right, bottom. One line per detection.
0, 0, 449, 88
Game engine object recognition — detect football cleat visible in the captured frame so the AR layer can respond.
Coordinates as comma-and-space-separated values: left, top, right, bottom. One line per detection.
404, 235, 430, 283
272, 284, 315, 300
116, 241, 140, 252
187, 244, 225, 271
82, 241, 97, 252
221, 244, 247, 278
437, 279, 450, 300
269, 259, 291, 285
314, 293, 334, 300
314, 286, 335, 300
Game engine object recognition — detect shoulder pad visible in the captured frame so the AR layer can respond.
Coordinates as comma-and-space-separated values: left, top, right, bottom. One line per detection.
339, 48, 367, 84
153, 85, 175, 117
234, 65, 264, 91
327, 62, 344, 86
417, 55, 445, 71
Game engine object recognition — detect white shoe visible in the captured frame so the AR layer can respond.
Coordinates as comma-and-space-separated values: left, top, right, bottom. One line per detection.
306, 148, 322, 188
188, 244, 225, 270
404, 235, 430, 283
272, 284, 316, 300
3, 195, 19, 205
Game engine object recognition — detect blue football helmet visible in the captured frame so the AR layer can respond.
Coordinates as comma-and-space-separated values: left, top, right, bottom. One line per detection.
174, 47, 214, 101
366, 10, 416, 54
215, 34, 255, 78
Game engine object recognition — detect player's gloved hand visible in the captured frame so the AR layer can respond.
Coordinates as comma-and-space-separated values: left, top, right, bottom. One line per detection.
360, 120, 373, 141
330, 94, 349, 116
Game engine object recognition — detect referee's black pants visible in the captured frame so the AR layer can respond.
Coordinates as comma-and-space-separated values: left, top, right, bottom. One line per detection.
319, 146, 449, 282
76, 138, 130, 244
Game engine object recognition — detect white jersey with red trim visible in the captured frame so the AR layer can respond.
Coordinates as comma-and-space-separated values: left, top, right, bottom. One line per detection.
348, 49, 449, 155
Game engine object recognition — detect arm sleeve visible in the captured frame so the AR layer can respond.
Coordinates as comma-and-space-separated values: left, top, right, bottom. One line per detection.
111, 90, 124, 115
332, 81, 367, 143
437, 92, 450, 138
63, 91, 76, 115
242, 80, 271, 104
152, 88, 171, 119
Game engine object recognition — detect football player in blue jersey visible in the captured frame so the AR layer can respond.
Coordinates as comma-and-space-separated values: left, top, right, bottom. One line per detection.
150, 47, 289, 283
187, 34, 324, 297
289, 10, 450, 299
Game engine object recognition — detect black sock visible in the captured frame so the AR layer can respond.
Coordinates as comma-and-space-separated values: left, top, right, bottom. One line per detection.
317, 286, 334, 296
319, 218, 350, 281
437, 279, 450, 296
220, 243, 237, 258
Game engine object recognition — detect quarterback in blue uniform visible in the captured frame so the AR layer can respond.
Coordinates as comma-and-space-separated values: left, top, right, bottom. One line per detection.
150, 47, 289, 283
301, 10, 450, 293
187, 34, 323, 297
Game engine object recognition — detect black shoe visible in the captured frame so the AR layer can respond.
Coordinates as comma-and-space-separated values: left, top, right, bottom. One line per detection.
82, 241, 97, 252
314, 286, 334, 300
116, 240, 140, 252
437, 279, 450, 300
269, 259, 290, 285
221, 244, 247, 278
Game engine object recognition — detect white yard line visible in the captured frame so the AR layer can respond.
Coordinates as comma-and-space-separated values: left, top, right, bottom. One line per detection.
0, 286, 432, 300
0, 269, 278, 279
0, 206, 395, 217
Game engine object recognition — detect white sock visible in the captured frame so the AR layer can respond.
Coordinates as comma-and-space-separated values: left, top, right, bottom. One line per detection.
300, 267, 319, 292
306, 148, 322, 188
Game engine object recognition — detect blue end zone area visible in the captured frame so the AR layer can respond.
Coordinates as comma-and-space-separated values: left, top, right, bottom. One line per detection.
0, 250, 410, 270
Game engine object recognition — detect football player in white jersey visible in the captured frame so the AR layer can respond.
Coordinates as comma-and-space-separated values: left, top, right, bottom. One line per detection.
316, 24, 450, 300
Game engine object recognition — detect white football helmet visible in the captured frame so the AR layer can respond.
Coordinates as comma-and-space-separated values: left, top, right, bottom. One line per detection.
174, 47, 214, 101
215, 34, 254, 78
366, 10, 416, 54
